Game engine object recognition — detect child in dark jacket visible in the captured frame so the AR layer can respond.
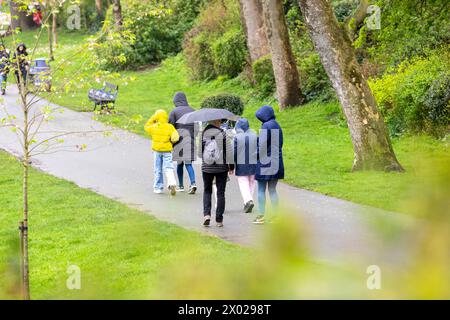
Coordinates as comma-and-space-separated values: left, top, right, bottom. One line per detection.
254, 105, 284, 224
234, 118, 257, 213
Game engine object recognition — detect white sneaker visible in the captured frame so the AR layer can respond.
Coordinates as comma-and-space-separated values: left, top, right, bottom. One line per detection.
176, 186, 185, 192
154, 189, 163, 194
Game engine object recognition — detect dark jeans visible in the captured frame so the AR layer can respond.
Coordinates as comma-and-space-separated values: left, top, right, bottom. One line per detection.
177, 162, 196, 187
203, 171, 228, 222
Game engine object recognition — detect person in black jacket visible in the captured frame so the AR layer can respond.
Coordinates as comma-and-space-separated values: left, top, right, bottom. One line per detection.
200, 119, 234, 227
169, 92, 197, 194
13, 43, 29, 89
0, 44, 10, 95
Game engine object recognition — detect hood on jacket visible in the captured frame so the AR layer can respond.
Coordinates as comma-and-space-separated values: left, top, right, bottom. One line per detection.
235, 118, 250, 133
153, 109, 169, 123
16, 43, 27, 52
256, 105, 275, 123
173, 92, 189, 108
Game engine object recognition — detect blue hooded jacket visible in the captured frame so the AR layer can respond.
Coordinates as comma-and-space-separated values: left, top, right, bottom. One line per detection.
255, 105, 284, 180
233, 118, 257, 176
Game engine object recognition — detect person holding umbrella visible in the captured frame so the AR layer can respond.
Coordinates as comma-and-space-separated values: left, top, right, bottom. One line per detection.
177, 108, 237, 227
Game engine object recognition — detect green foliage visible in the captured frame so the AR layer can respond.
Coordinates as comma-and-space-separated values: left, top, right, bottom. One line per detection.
359, 0, 450, 69
252, 55, 276, 97
298, 53, 334, 101
211, 27, 248, 78
95, 0, 205, 70
332, 0, 359, 22
183, 0, 245, 80
201, 94, 245, 116
370, 50, 450, 137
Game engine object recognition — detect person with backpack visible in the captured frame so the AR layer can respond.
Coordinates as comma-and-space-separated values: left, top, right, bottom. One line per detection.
169, 92, 197, 194
13, 43, 29, 89
254, 105, 284, 225
234, 118, 257, 213
0, 44, 10, 95
200, 119, 234, 227
144, 109, 180, 196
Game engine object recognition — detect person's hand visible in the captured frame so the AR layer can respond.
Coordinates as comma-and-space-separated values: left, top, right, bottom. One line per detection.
229, 170, 234, 176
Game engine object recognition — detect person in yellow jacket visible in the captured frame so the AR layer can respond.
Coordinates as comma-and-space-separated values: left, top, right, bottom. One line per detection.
144, 109, 180, 195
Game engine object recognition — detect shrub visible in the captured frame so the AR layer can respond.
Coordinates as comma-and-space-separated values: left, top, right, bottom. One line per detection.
95, 0, 205, 70
183, 0, 245, 80
423, 75, 450, 137
201, 94, 245, 116
252, 55, 276, 97
298, 53, 334, 101
211, 28, 248, 78
370, 49, 450, 137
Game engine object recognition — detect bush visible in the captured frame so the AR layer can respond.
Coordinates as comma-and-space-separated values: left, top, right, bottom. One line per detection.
211, 28, 248, 78
370, 49, 450, 137
252, 55, 276, 97
201, 94, 245, 116
95, 0, 205, 70
423, 75, 450, 137
298, 53, 334, 101
183, 0, 245, 80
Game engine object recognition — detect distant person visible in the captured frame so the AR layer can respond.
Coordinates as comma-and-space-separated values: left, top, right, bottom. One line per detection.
254, 105, 284, 225
144, 109, 180, 196
13, 43, 29, 88
234, 118, 257, 213
169, 92, 197, 194
0, 44, 10, 95
200, 119, 234, 227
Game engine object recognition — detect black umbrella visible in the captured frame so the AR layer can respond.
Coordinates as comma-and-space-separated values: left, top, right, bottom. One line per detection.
177, 108, 240, 124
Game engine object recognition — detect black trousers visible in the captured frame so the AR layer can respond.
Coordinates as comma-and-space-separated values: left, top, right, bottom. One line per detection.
203, 171, 228, 222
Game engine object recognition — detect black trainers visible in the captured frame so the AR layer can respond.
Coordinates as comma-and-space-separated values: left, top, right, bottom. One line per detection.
244, 200, 255, 213
188, 184, 197, 195
203, 216, 211, 227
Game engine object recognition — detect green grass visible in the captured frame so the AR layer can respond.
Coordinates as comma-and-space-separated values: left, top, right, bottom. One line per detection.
8, 29, 450, 212
0, 152, 250, 299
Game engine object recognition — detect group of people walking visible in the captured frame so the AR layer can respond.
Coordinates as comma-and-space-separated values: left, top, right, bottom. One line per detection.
0, 42, 29, 95
144, 92, 284, 226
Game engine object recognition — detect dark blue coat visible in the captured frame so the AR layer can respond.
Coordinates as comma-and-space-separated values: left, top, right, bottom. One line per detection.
233, 118, 257, 176
255, 105, 284, 181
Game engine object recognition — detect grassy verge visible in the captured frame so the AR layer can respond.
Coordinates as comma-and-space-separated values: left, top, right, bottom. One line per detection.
8, 30, 449, 212
0, 151, 250, 299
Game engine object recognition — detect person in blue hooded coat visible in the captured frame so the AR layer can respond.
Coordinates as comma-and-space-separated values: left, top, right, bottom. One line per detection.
234, 118, 258, 213
254, 105, 284, 224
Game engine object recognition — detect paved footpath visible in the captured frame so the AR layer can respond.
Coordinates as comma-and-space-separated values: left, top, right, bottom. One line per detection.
0, 86, 416, 267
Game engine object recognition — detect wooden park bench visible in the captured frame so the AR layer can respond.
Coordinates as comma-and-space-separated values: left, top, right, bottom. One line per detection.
88, 82, 119, 111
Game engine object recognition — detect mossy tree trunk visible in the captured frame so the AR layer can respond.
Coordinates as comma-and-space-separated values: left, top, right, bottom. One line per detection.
262, 0, 305, 109
297, 0, 404, 172
112, 0, 122, 28
239, 0, 270, 64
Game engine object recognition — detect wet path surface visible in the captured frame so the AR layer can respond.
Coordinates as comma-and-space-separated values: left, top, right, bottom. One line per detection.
0, 86, 416, 266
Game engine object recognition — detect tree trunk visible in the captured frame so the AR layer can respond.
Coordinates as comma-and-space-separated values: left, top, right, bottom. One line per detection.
52, 11, 57, 46
239, 0, 270, 64
9, 1, 21, 31
112, 0, 122, 28
262, 0, 304, 109
48, 18, 54, 61
344, 0, 369, 41
21, 95, 30, 300
96, 0, 103, 15
297, 0, 404, 172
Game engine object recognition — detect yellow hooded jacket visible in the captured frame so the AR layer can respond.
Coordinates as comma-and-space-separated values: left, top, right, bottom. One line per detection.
144, 109, 180, 152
